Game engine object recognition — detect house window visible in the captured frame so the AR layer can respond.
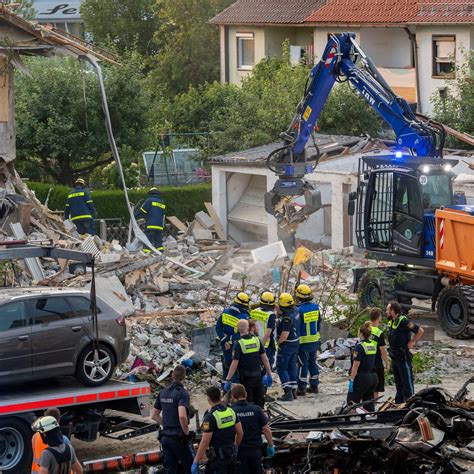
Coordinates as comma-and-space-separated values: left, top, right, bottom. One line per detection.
237, 32, 255, 70
432, 36, 456, 78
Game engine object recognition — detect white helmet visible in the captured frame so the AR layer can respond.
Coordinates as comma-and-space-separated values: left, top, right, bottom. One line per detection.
32, 416, 59, 433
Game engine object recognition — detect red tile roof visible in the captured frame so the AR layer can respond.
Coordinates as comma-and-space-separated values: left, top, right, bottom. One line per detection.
304, 0, 474, 24
210, 0, 325, 25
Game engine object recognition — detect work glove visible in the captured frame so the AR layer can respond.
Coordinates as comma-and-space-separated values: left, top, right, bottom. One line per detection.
267, 445, 275, 458
348, 379, 354, 393
191, 462, 199, 474
262, 374, 273, 388
223, 381, 232, 392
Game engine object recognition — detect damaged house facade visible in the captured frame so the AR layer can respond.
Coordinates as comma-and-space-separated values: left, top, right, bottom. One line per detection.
211, 0, 474, 115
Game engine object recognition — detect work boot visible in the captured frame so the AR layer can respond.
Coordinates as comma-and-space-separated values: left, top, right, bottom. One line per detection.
308, 385, 319, 394
296, 387, 307, 397
277, 388, 294, 402
292, 389, 298, 399
264, 394, 275, 402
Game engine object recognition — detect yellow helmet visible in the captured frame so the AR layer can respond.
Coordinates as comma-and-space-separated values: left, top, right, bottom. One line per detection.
75, 178, 85, 186
296, 284, 312, 299
279, 293, 295, 308
234, 292, 250, 307
260, 291, 275, 306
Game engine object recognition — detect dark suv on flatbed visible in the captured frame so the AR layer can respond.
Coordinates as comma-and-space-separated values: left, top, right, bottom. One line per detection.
0, 288, 129, 386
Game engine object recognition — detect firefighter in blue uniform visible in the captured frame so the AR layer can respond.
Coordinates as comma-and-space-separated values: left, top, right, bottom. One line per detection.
231, 384, 274, 474
347, 322, 378, 411
386, 301, 424, 404
64, 178, 96, 235
295, 284, 321, 396
151, 365, 194, 473
215, 292, 250, 381
276, 293, 301, 402
192, 386, 243, 474
134, 187, 166, 252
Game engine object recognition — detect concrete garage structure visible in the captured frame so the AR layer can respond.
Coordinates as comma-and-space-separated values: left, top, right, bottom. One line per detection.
211, 135, 474, 250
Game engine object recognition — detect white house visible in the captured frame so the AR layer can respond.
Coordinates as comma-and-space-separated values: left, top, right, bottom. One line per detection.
211, 0, 474, 115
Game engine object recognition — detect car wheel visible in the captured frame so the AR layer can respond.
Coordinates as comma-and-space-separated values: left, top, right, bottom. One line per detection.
0, 418, 32, 473
76, 344, 116, 387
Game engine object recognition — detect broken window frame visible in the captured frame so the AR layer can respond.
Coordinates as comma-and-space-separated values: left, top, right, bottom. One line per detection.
236, 32, 255, 70
432, 35, 456, 79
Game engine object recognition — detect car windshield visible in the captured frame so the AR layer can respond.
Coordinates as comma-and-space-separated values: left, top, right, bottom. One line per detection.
420, 173, 452, 209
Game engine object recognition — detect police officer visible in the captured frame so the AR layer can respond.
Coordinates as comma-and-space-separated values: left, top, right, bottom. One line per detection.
231, 384, 275, 474
369, 307, 390, 400
347, 322, 378, 412
134, 187, 166, 252
224, 320, 273, 408
151, 365, 194, 473
386, 301, 424, 403
295, 284, 321, 396
216, 292, 250, 381
64, 178, 96, 235
192, 386, 243, 474
276, 293, 301, 402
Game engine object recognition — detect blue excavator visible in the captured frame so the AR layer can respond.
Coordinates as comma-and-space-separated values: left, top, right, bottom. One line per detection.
265, 32, 474, 338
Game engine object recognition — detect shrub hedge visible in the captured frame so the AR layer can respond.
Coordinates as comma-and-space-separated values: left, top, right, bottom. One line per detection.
28, 182, 212, 222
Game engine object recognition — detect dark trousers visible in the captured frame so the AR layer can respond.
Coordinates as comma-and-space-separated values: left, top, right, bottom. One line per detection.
222, 349, 238, 383
145, 229, 164, 251
297, 342, 320, 389
237, 447, 262, 474
265, 346, 275, 368
75, 218, 95, 235
277, 343, 299, 390
206, 459, 235, 474
392, 357, 415, 403
161, 435, 194, 474
347, 372, 378, 411
240, 374, 264, 408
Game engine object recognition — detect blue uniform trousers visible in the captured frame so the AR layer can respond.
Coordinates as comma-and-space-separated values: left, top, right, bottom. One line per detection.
265, 346, 275, 369
161, 435, 194, 473
145, 229, 164, 252
392, 356, 415, 404
75, 218, 95, 235
222, 347, 238, 383
276, 343, 299, 390
297, 342, 320, 389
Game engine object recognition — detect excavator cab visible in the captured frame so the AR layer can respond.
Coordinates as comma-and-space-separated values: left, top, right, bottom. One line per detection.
353, 155, 456, 263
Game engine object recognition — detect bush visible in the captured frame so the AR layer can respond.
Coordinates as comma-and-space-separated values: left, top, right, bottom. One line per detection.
28, 182, 212, 222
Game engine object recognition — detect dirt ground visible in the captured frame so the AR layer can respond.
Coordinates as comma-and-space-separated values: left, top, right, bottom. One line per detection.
74, 312, 474, 463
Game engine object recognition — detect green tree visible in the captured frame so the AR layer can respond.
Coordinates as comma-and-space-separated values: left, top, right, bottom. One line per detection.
432, 51, 473, 149
15, 54, 150, 185
81, 0, 158, 57
3, 0, 35, 19
150, 0, 233, 96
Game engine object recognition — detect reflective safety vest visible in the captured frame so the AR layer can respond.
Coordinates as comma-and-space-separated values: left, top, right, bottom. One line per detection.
370, 326, 382, 346
222, 313, 239, 332
238, 336, 261, 354
250, 308, 273, 348
32, 432, 47, 473
388, 315, 407, 330
360, 339, 377, 355
212, 407, 237, 429
299, 307, 321, 344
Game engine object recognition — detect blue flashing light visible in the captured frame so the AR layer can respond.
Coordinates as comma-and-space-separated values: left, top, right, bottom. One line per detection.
284, 165, 295, 176
395, 151, 403, 158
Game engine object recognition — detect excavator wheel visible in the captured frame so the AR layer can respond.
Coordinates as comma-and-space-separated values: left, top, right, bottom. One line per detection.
437, 285, 474, 339
358, 271, 396, 309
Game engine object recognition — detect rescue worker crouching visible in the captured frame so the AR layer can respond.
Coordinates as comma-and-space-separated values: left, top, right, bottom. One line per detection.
223, 319, 273, 408
347, 322, 378, 412
134, 187, 166, 253
192, 386, 243, 474
231, 384, 275, 474
64, 178, 96, 235
386, 301, 424, 404
295, 284, 321, 396
276, 293, 301, 402
31, 416, 83, 474
151, 365, 194, 473
215, 292, 250, 382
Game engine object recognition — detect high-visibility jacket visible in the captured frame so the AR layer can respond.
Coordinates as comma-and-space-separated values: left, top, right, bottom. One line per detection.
298, 301, 321, 344
360, 339, 377, 355
388, 315, 407, 330
370, 326, 383, 346
32, 432, 72, 473
250, 307, 275, 348
238, 335, 261, 354
64, 186, 96, 221
215, 304, 249, 349
212, 406, 237, 429
135, 194, 166, 231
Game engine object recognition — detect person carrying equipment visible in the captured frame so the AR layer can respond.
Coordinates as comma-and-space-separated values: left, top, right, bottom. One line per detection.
276, 293, 301, 402
295, 284, 321, 396
64, 178, 96, 235
216, 292, 250, 381
134, 187, 166, 252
